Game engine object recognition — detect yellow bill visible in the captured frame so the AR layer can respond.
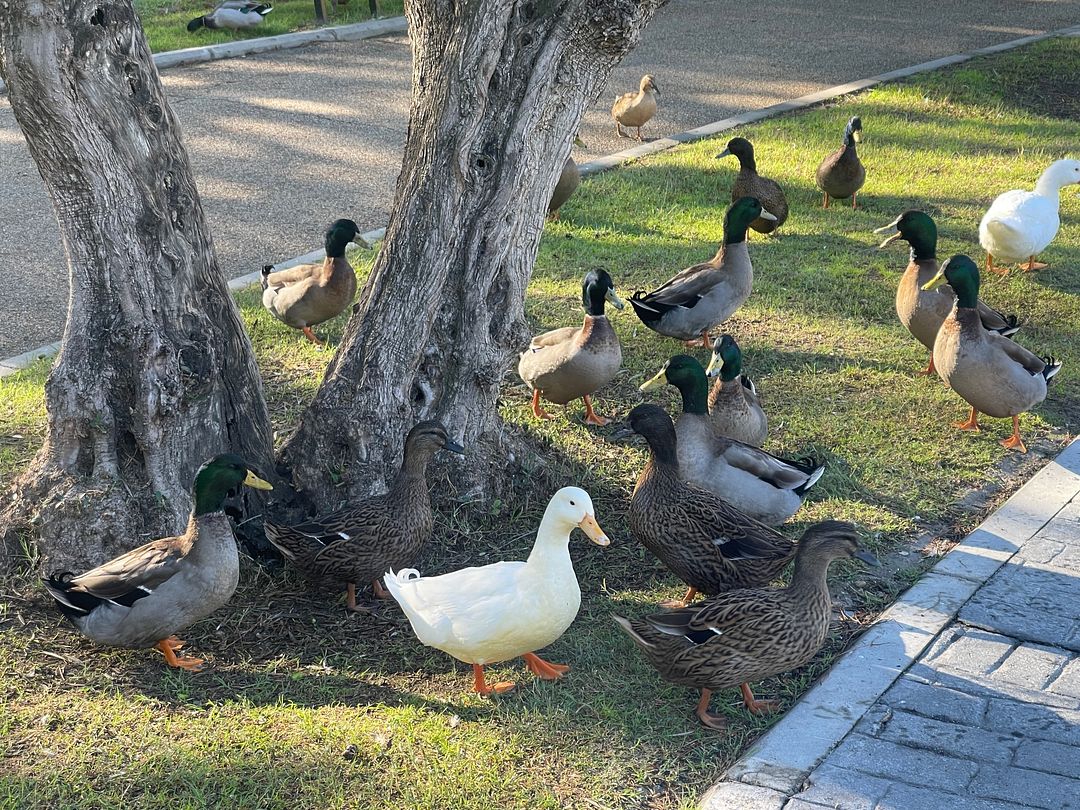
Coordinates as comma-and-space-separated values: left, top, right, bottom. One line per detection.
639, 367, 668, 392
921, 269, 947, 291
705, 352, 723, 378
243, 470, 274, 491
577, 513, 610, 547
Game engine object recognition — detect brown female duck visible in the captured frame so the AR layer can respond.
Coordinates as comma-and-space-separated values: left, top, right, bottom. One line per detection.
716, 137, 788, 233
611, 75, 660, 140
816, 116, 865, 209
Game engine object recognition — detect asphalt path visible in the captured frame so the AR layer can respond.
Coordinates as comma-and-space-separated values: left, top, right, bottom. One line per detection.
2, 0, 1079, 358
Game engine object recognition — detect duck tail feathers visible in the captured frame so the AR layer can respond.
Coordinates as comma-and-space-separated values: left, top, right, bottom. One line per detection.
186, 16, 206, 31
628, 293, 663, 324
42, 572, 99, 622
611, 614, 656, 648
1042, 356, 1063, 383
794, 458, 826, 495
994, 314, 1021, 338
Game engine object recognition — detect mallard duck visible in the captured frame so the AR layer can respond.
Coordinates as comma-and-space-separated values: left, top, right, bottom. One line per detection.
979, 158, 1080, 274
716, 137, 788, 233
548, 136, 587, 220
875, 210, 1019, 375
922, 255, 1062, 453
518, 269, 624, 426
42, 455, 272, 670
611, 75, 660, 141
629, 197, 775, 348
261, 218, 368, 345
264, 422, 463, 611
613, 520, 876, 730
384, 487, 609, 695
705, 334, 768, 447
616, 404, 809, 607
816, 116, 865, 209
640, 356, 822, 524
187, 1, 273, 31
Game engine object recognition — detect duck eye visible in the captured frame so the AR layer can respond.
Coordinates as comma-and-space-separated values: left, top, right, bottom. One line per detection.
569, 500, 576, 506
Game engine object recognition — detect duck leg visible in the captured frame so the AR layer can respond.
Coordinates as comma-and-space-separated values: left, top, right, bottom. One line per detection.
472, 664, 515, 695
822, 192, 830, 209
615, 122, 625, 138
371, 579, 391, 599
740, 683, 780, 715
682, 330, 711, 349
918, 355, 936, 376
1000, 415, 1028, 453
1023, 256, 1048, 272
301, 326, 324, 346
582, 395, 609, 426
522, 652, 571, 680
661, 586, 698, 609
851, 192, 858, 210
985, 253, 1008, 276
155, 637, 205, 672
694, 689, 728, 730
531, 390, 554, 420
635, 126, 644, 141
954, 406, 981, 432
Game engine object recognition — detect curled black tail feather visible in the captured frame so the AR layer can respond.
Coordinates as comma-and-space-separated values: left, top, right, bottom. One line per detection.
1042, 356, 1063, 383
42, 572, 99, 622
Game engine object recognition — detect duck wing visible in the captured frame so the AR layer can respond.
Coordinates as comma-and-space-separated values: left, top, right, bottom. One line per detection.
60, 535, 189, 599
714, 440, 824, 494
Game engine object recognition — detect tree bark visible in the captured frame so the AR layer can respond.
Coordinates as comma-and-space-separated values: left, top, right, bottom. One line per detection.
0, 1, 275, 573
280, 0, 667, 510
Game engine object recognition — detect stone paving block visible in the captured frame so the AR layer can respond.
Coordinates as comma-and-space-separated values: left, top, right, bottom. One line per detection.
880, 572, 981, 633
931, 528, 1016, 583
698, 781, 786, 810
927, 627, 1016, 675
912, 662, 1080, 712
827, 733, 977, 790
978, 455, 1080, 544
1048, 656, 1080, 699
881, 675, 988, 726
875, 709, 1019, 764
1014, 738, 1080, 779
990, 642, 1071, 688
881, 782, 1032, 810
791, 764, 890, 810
985, 699, 1080, 746
969, 762, 1080, 809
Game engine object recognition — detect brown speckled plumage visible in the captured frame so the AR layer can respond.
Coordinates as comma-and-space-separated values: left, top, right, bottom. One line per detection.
719, 137, 788, 233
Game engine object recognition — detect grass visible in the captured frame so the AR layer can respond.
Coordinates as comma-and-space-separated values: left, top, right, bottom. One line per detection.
3, 36, 1080, 810
134, 0, 402, 54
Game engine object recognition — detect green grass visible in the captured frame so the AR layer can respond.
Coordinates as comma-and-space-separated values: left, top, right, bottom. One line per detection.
135, 0, 403, 54
3, 36, 1080, 810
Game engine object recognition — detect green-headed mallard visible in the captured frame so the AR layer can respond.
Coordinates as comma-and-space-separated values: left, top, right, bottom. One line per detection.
612, 75, 660, 141
188, 1, 272, 32
922, 255, 1062, 453
705, 334, 768, 447
816, 116, 865, 209
629, 197, 775, 348
42, 455, 273, 670
979, 159, 1080, 274
876, 211, 1019, 375
518, 269, 624, 426
264, 422, 464, 611
548, 136, 587, 220
716, 137, 788, 233
384, 487, 609, 695
617, 404, 805, 607
640, 356, 822, 524
613, 520, 876, 730
261, 218, 368, 345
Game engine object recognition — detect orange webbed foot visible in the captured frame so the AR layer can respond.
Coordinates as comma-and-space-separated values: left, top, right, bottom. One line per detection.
582, 395, 609, 426
695, 689, 728, 731
740, 683, 778, 716
1000, 415, 1027, 453
155, 638, 205, 672
531, 389, 555, 421
953, 407, 981, 432
660, 586, 698, 610
522, 652, 570, 681
301, 326, 325, 346
472, 664, 515, 695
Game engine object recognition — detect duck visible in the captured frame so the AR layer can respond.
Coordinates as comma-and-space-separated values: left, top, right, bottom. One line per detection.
518, 269, 624, 426
816, 116, 865, 209
548, 136, 587, 220
979, 158, 1080, 274
716, 137, 788, 233
875, 210, 1019, 375
611, 75, 660, 141
615, 404, 809, 607
705, 334, 768, 447
42, 455, 272, 670
629, 197, 775, 348
264, 422, 464, 611
922, 255, 1062, 453
613, 520, 877, 730
383, 487, 610, 695
187, 1, 273, 32
261, 218, 368, 345
640, 356, 822, 524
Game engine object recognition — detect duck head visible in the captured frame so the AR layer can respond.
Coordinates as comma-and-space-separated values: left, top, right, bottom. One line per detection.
725, 196, 776, 244
544, 487, 609, 547
639, 74, 660, 97
193, 454, 272, 515
403, 421, 466, 460
640, 355, 709, 415
797, 521, 878, 566
844, 116, 863, 145
324, 218, 368, 258
1036, 158, 1080, 193
715, 137, 756, 170
874, 210, 937, 259
706, 334, 744, 381
582, 269, 625, 316
922, 254, 980, 308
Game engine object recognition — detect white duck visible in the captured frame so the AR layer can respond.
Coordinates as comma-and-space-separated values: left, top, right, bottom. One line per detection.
187, 2, 273, 32
979, 158, 1080, 274
383, 487, 609, 695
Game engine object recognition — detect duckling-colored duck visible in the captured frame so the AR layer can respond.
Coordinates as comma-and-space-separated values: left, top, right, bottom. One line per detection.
617, 404, 806, 607
979, 158, 1080, 274
43, 455, 272, 670
923, 255, 1062, 453
264, 422, 463, 611
629, 197, 775, 348
875, 210, 1019, 375
614, 521, 876, 730
384, 487, 609, 695
187, 1, 273, 32
548, 136, 587, 220
816, 116, 865, 209
518, 269, 624, 426
641, 356, 822, 524
261, 218, 368, 345
611, 75, 660, 140
705, 334, 768, 447
716, 137, 788, 233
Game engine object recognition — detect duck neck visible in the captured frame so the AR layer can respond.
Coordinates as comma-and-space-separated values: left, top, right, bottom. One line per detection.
906, 233, 936, 262
526, 510, 574, 569
325, 231, 352, 259
723, 212, 751, 246
672, 374, 710, 415
1035, 171, 1067, 198
390, 448, 433, 497
786, 551, 834, 601
736, 149, 757, 173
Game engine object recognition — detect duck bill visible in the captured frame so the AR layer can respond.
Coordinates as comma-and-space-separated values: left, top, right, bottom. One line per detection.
606, 288, 626, 310
873, 216, 901, 234
639, 368, 668, 392
577, 513, 610, 547
715, 148, 731, 159
704, 353, 723, 378
352, 234, 373, 249
758, 208, 778, 222
243, 470, 274, 491
442, 440, 466, 455
854, 548, 880, 566
876, 231, 904, 249
573, 136, 587, 149
852, 130, 863, 143
921, 269, 947, 291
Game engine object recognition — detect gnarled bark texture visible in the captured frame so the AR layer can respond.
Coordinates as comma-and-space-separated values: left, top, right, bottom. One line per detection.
281, 0, 667, 510
0, 1, 274, 573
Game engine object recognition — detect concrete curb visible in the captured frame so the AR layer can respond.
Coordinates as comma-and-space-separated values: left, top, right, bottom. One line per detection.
4, 22, 1079, 377
0, 17, 407, 94
703, 437, 1080, 807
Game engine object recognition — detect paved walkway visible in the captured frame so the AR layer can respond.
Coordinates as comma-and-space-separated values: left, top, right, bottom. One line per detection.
3, 1, 1080, 358
704, 439, 1080, 810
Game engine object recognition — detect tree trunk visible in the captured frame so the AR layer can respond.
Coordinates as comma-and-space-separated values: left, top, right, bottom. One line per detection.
280, 0, 667, 510
0, 1, 275, 573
